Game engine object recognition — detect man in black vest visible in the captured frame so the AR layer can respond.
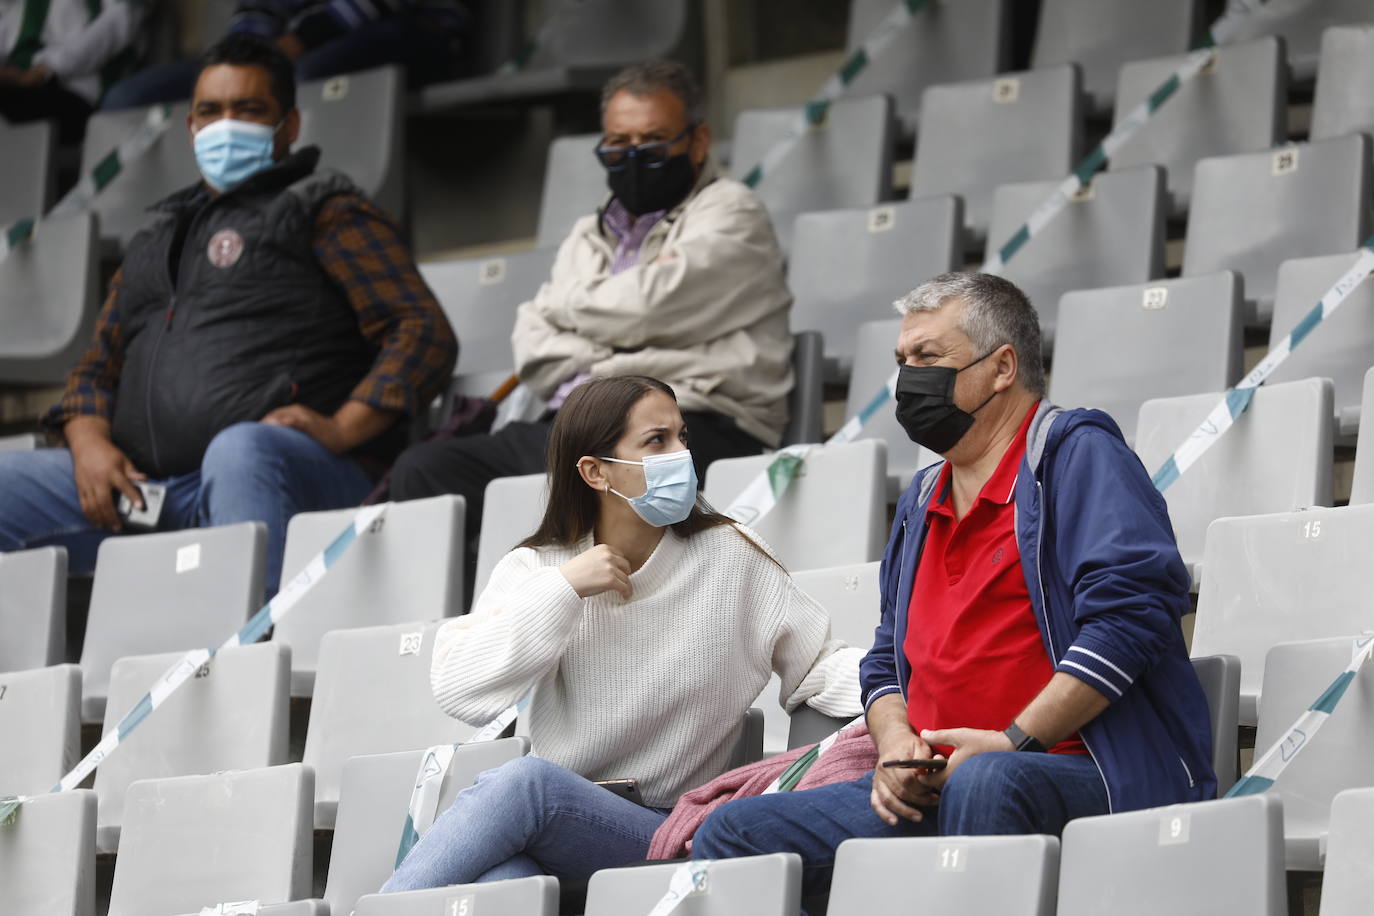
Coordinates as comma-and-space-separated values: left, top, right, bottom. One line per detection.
0, 35, 457, 592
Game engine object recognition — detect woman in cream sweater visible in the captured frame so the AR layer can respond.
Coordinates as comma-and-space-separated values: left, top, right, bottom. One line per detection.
382, 374, 861, 892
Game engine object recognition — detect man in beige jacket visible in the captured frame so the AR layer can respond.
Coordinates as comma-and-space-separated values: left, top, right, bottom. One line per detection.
389, 60, 794, 566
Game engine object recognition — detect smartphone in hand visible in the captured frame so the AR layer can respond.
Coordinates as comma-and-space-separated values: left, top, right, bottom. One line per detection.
881, 758, 948, 771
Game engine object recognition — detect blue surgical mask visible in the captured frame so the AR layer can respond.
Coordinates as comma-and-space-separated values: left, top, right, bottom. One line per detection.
193, 118, 281, 192
599, 449, 698, 527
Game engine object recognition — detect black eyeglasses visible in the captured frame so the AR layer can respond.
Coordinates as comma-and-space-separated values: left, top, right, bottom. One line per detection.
594, 125, 696, 171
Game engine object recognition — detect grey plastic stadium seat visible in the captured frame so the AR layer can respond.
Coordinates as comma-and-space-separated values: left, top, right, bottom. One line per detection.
354, 876, 558, 916
847, 318, 941, 499
1193, 505, 1374, 726
0, 118, 54, 228
0, 663, 80, 796
272, 495, 464, 696
1255, 636, 1374, 869
782, 331, 825, 446
1353, 369, 1374, 505
1311, 25, 1374, 140
703, 440, 888, 571
729, 95, 894, 252
107, 764, 313, 916
1110, 37, 1286, 212
787, 196, 961, 376
1181, 134, 1371, 326
1032, 0, 1201, 115
0, 211, 100, 386
418, 0, 690, 113
830, 834, 1058, 915
842, 0, 1009, 135
1219, 0, 1373, 82
94, 643, 290, 853
420, 247, 557, 399
0, 545, 67, 673
303, 621, 481, 829
536, 132, 604, 250
585, 853, 802, 916
0, 789, 96, 916
987, 166, 1165, 346
0, 432, 42, 450
296, 66, 405, 221
474, 473, 548, 597
79, 522, 267, 723
1058, 794, 1285, 916
322, 742, 530, 916
80, 101, 197, 251
1190, 654, 1241, 796
1134, 377, 1335, 587
1321, 787, 1374, 916
1267, 253, 1374, 439
1049, 272, 1243, 445
911, 65, 1081, 242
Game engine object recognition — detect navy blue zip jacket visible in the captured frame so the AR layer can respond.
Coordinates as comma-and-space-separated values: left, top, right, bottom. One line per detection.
859, 400, 1216, 812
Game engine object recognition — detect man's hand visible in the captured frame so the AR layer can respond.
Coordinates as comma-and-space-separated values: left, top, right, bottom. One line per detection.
17, 63, 54, 87
560, 544, 632, 600
66, 417, 146, 530
915, 727, 1016, 791
261, 404, 350, 453
866, 693, 941, 825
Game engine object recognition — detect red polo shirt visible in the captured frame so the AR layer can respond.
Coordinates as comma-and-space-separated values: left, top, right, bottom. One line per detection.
903, 405, 1085, 755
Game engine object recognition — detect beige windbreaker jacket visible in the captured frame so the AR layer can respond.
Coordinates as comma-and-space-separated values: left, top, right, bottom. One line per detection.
512, 161, 794, 447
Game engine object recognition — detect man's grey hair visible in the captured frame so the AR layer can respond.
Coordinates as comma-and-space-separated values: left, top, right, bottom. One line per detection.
893, 272, 1046, 397
600, 61, 705, 126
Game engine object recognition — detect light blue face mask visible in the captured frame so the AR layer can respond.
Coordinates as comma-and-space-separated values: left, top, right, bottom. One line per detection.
193, 118, 281, 192
599, 449, 698, 527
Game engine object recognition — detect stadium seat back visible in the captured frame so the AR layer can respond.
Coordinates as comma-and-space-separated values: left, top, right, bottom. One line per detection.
987, 165, 1165, 346
0, 789, 96, 916
474, 473, 548, 598
703, 440, 888, 572
1058, 794, 1286, 916
107, 764, 314, 916
1353, 368, 1374, 505
1219, 0, 1373, 81
0, 663, 80, 797
1190, 654, 1241, 796
584, 853, 802, 916
1193, 504, 1374, 725
829, 834, 1058, 915
846, 318, 940, 499
272, 495, 464, 696
0, 118, 54, 227
81, 102, 197, 251
303, 621, 481, 828
0, 545, 67, 673
80, 522, 267, 722
93, 643, 290, 853
1255, 636, 1374, 870
530, 0, 689, 70
1049, 271, 1243, 445
1134, 377, 1335, 584
787, 196, 961, 376
0, 433, 42, 451
730, 95, 894, 252
782, 331, 825, 446
1320, 787, 1374, 915
1181, 134, 1371, 324
535, 132, 604, 249
296, 66, 405, 221
1267, 252, 1374, 438
1311, 24, 1374, 140
911, 65, 1081, 240
353, 875, 558, 916
0, 211, 100, 386
1110, 37, 1286, 211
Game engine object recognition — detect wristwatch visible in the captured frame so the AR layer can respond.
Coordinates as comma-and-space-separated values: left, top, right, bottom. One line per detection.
1003, 720, 1047, 753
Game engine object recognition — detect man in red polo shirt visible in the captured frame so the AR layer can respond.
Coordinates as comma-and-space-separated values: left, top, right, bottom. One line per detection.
693, 272, 1213, 895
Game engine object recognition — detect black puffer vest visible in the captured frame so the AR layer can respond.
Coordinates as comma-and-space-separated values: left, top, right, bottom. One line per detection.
110, 148, 380, 479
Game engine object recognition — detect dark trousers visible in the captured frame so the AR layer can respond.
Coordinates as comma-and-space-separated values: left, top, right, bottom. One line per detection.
0, 82, 92, 145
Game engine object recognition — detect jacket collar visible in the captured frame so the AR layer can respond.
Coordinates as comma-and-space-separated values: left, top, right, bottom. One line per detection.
153, 145, 323, 215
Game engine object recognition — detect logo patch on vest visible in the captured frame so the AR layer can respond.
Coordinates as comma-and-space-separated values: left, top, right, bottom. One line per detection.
207, 229, 245, 268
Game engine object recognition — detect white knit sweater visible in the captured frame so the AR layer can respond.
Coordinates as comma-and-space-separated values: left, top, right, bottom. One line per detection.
431, 523, 864, 807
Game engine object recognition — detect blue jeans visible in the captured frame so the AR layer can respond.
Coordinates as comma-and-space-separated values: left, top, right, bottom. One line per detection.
692, 752, 1108, 897
382, 756, 671, 892
0, 422, 372, 593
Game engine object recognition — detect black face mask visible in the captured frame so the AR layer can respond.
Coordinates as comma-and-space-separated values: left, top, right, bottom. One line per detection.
893, 349, 999, 454
606, 152, 697, 216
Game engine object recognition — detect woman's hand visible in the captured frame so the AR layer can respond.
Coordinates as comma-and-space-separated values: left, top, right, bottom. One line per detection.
560, 544, 632, 599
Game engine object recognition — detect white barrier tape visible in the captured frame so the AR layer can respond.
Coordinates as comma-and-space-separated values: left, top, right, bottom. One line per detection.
645, 860, 711, 916
0, 504, 389, 818
394, 697, 527, 868
761, 714, 867, 796
1150, 241, 1374, 491
1227, 633, 1374, 799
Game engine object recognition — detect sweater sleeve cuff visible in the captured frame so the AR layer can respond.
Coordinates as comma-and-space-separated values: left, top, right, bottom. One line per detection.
1056, 635, 1140, 701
